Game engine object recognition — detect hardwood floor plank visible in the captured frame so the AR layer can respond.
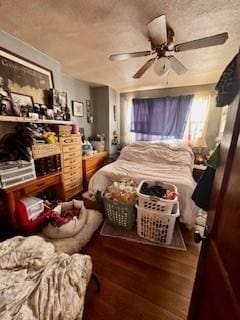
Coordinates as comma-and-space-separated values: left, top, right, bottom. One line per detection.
83, 226, 200, 320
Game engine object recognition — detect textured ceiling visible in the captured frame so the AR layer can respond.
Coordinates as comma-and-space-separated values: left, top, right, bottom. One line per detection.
1, 0, 240, 92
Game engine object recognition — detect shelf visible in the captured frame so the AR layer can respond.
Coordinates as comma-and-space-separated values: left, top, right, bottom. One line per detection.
0, 115, 73, 125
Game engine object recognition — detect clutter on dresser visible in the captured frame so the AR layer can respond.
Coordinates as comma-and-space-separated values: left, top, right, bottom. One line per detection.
89, 134, 105, 152
136, 180, 180, 245
102, 178, 137, 230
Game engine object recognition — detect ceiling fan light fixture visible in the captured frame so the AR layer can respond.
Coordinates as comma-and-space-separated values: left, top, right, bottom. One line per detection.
154, 57, 170, 76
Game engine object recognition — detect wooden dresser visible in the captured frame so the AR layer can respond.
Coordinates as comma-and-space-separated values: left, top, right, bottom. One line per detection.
82, 151, 108, 190
60, 135, 83, 200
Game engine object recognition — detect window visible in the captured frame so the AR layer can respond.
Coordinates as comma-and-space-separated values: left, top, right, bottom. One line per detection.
122, 94, 210, 146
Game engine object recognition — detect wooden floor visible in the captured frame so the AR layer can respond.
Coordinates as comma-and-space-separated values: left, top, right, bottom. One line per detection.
82, 226, 201, 320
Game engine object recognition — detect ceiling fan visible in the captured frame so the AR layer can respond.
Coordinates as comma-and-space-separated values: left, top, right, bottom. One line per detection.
109, 15, 228, 79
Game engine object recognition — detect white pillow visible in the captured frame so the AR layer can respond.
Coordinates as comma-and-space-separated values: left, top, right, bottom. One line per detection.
43, 200, 88, 239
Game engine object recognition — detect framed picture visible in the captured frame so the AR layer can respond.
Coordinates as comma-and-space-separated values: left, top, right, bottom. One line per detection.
86, 99, 93, 123
0, 47, 54, 105
72, 100, 84, 117
10, 92, 34, 117
0, 91, 13, 116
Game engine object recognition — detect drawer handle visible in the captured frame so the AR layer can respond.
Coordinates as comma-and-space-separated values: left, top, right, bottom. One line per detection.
37, 182, 45, 187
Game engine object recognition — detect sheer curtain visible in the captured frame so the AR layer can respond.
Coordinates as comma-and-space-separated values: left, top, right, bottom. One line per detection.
184, 95, 210, 146
122, 94, 210, 146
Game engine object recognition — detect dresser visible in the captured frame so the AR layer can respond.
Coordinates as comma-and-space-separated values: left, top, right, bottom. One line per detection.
82, 151, 108, 191
60, 135, 83, 200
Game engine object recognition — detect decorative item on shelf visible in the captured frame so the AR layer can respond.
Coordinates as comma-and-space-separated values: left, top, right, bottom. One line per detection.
72, 100, 84, 117
0, 89, 13, 116
46, 108, 54, 120
86, 99, 93, 123
10, 92, 34, 117
53, 106, 63, 120
193, 136, 208, 164
111, 130, 118, 145
71, 123, 79, 135
113, 104, 117, 121
0, 47, 53, 105
39, 104, 48, 120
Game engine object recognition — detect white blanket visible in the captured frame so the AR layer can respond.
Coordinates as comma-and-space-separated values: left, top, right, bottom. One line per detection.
0, 236, 92, 320
89, 143, 199, 228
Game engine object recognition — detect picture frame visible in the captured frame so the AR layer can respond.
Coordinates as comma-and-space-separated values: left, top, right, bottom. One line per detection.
72, 100, 84, 117
10, 92, 34, 117
0, 47, 54, 105
86, 99, 93, 123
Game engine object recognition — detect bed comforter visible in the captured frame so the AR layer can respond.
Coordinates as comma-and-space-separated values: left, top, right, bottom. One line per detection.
89, 143, 199, 228
0, 236, 92, 320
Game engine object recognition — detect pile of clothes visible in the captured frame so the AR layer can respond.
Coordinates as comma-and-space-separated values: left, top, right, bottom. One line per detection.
140, 182, 178, 200
105, 178, 137, 203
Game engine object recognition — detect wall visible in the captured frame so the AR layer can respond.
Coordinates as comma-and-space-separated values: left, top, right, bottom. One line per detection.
109, 87, 120, 154
92, 86, 109, 149
92, 86, 120, 154
0, 31, 95, 138
62, 74, 93, 138
0, 31, 62, 90
120, 84, 222, 150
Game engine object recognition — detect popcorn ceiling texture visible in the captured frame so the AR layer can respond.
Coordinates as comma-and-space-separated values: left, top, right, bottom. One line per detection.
0, 0, 240, 91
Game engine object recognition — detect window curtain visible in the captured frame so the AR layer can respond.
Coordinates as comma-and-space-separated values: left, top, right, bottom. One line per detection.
184, 95, 210, 146
130, 95, 193, 141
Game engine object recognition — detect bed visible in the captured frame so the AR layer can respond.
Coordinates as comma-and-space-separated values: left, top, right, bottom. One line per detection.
88, 142, 199, 229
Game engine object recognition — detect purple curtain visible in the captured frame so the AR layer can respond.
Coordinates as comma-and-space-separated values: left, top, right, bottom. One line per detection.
130, 95, 193, 140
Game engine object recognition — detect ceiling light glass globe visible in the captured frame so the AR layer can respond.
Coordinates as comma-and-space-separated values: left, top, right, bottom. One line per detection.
154, 57, 170, 76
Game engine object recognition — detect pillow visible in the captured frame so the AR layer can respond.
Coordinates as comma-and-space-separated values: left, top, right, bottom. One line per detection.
43, 200, 88, 239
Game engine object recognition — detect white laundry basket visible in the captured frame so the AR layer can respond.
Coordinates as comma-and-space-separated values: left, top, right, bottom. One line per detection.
137, 180, 178, 214
136, 180, 179, 245
136, 203, 180, 245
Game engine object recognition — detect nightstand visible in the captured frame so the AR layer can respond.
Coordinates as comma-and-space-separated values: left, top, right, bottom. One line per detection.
82, 151, 108, 191
193, 164, 207, 182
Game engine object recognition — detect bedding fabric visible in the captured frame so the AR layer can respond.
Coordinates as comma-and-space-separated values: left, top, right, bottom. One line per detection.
89, 143, 199, 229
0, 236, 92, 320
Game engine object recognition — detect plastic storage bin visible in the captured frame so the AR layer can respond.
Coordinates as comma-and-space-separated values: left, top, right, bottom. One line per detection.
137, 180, 178, 215
103, 197, 136, 230
20, 197, 44, 221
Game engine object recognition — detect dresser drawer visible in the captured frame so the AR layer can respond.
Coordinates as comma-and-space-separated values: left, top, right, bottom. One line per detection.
63, 156, 81, 167
63, 144, 80, 154
63, 152, 81, 161
84, 157, 106, 171
63, 171, 82, 181
64, 175, 82, 187
65, 186, 82, 200
64, 179, 83, 191
23, 174, 60, 194
64, 163, 82, 175
60, 136, 81, 145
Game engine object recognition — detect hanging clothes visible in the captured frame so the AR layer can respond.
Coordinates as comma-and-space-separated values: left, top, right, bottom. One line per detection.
192, 144, 220, 211
215, 51, 240, 108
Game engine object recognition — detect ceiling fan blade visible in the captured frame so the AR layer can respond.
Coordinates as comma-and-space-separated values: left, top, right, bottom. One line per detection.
147, 15, 167, 46
109, 51, 151, 61
168, 55, 188, 75
133, 58, 156, 79
174, 32, 228, 52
